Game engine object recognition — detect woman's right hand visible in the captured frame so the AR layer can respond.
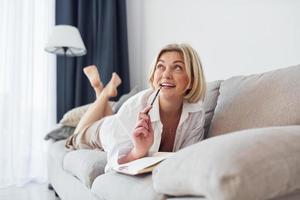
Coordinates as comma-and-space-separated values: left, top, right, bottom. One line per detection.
118, 105, 154, 164
131, 105, 154, 159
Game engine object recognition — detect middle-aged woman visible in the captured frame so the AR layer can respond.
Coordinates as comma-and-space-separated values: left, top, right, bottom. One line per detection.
65, 43, 207, 172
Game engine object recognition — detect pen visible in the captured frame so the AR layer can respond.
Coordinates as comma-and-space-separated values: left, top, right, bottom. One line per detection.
145, 85, 162, 115
150, 85, 162, 106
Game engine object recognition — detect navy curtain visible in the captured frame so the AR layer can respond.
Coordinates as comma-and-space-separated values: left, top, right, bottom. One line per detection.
55, 0, 130, 122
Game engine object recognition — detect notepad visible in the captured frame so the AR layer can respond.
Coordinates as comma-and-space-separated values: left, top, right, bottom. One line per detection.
113, 152, 174, 175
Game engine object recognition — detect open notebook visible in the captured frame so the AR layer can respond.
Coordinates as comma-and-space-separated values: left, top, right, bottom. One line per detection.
113, 152, 174, 175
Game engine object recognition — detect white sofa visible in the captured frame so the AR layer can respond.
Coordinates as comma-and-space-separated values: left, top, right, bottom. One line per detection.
47, 64, 300, 200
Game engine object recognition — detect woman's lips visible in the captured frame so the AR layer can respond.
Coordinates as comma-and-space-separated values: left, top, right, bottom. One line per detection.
160, 83, 176, 88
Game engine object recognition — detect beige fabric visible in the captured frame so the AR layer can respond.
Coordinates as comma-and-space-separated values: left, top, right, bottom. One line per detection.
65, 118, 104, 150
272, 190, 300, 200
152, 126, 300, 200
59, 102, 115, 127
208, 65, 300, 137
60, 104, 91, 127
202, 80, 222, 138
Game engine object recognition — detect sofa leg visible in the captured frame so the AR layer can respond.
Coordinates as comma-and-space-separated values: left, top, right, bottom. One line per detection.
48, 184, 60, 198
48, 183, 54, 190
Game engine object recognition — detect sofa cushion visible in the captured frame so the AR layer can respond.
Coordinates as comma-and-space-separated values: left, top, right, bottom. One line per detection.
63, 149, 107, 188
91, 172, 164, 200
208, 65, 300, 137
59, 104, 91, 127
272, 190, 300, 200
202, 80, 222, 138
48, 140, 69, 164
152, 126, 300, 200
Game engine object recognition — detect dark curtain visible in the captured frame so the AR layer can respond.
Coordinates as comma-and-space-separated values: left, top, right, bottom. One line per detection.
55, 0, 130, 122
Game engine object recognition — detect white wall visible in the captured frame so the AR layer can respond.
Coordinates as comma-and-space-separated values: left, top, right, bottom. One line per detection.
127, 0, 300, 89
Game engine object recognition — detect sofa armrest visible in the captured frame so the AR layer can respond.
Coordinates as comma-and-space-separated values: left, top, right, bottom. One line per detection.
152, 126, 300, 200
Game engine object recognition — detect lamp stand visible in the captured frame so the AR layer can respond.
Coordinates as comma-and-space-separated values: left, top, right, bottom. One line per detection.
62, 47, 68, 114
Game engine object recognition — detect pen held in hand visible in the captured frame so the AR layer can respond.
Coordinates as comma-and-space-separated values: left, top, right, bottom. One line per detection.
145, 86, 162, 114
150, 86, 162, 106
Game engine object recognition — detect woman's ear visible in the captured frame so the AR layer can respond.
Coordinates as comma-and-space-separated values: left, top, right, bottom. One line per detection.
184, 80, 193, 95
188, 79, 193, 89
185, 89, 191, 95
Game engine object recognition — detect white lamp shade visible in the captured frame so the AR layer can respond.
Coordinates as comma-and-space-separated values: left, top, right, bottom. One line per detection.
45, 25, 86, 56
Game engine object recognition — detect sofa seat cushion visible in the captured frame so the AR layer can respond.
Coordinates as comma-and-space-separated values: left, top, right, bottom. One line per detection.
48, 140, 69, 164
91, 172, 164, 200
208, 64, 300, 137
63, 149, 107, 188
152, 126, 300, 200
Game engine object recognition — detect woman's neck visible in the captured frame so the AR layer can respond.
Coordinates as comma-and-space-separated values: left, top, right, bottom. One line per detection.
159, 97, 183, 118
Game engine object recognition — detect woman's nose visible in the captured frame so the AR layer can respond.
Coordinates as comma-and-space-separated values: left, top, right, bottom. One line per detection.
162, 68, 172, 79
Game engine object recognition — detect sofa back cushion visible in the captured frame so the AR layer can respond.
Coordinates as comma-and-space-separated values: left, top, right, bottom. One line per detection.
208, 64, 300, 137
202, 80, 222, 138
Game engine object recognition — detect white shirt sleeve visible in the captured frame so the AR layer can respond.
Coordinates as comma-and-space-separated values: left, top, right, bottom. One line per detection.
100, 114, 133, 172
100, 90, 151, 172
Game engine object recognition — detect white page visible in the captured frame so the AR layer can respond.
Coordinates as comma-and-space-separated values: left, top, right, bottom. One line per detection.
114, 152, 174, 174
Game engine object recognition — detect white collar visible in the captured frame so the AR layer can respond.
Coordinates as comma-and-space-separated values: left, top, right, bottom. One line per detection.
148, 91, 203, 126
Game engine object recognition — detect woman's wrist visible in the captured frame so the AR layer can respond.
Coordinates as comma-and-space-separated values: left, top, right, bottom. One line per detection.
131, 147, 148, 159
118, 148, 147, 164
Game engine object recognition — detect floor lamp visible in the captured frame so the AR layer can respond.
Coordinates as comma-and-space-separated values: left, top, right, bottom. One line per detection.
45, 25, 87, 118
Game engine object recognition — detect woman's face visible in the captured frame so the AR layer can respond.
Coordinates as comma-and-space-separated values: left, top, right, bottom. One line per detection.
152, 51, 190, 101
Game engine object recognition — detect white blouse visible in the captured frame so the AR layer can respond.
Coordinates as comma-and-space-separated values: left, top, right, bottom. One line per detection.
99, 89, 205, 172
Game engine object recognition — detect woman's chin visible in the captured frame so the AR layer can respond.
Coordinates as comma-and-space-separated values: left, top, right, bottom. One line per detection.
159, 91, 183, 101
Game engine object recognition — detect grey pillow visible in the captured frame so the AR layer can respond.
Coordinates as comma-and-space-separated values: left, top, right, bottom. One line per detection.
44, 126, 75, 141
111, 86, 139, 113
152, 126, 300, 200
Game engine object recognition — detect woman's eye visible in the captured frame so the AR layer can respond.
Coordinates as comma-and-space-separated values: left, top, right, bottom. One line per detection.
156, 64, 164, 70
175, 65, 183, 71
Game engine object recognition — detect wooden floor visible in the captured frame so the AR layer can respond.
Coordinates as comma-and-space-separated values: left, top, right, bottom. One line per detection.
0, 183, 59, 200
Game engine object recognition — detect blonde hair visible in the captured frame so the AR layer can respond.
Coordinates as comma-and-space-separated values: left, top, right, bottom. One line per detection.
148, 43, 206, 102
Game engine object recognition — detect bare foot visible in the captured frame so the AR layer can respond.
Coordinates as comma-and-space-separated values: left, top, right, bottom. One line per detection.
83, 65, 103, 96
102, 73, 122, 97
